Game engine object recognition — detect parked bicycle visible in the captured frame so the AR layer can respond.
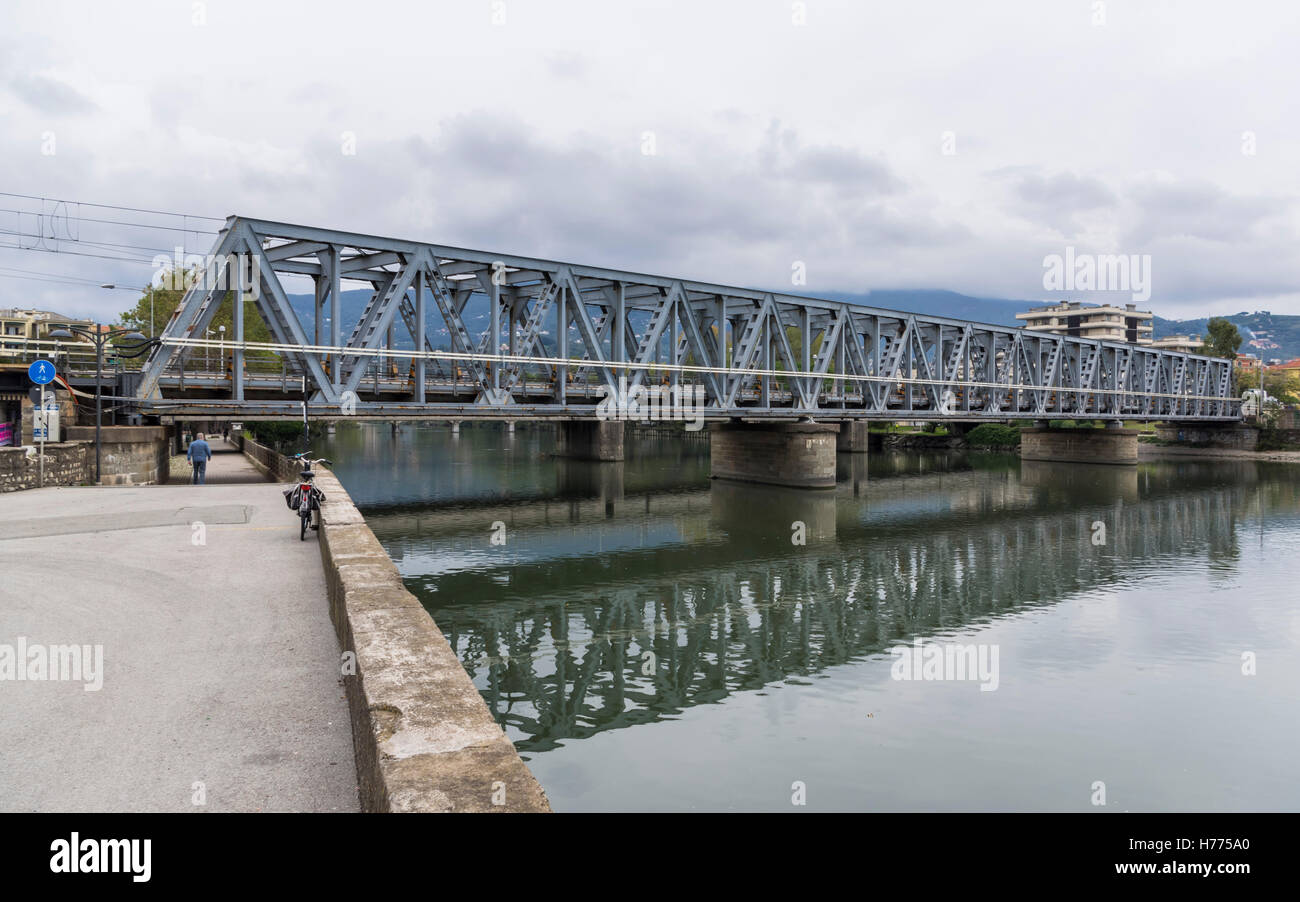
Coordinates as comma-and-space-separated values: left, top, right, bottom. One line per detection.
284, 452, 332, 540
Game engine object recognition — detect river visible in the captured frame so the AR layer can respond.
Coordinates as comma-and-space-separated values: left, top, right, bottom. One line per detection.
317, 421, 1300, 812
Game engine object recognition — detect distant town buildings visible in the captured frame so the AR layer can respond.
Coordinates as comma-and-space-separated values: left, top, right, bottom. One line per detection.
1016, 300, 1154, 344
0, 308, 96, 350
1149, 334, 1203, 353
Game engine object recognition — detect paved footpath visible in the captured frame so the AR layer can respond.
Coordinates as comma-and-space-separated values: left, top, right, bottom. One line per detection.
0, 441, 358, 811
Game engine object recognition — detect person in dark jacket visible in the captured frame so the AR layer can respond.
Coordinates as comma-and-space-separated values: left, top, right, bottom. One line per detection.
187, 433, 213, 485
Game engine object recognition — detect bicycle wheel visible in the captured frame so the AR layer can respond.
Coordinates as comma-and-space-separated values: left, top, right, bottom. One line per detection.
300, 509, 308, 541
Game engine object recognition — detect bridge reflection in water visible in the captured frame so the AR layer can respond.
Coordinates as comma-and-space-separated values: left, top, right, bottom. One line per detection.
356, 438, 1292, 757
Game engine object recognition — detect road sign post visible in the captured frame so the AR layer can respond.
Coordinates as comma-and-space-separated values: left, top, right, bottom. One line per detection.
29, 359, 56, 489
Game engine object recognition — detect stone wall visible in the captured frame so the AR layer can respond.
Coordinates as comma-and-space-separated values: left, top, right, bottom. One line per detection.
1153, 424, 1260, 450
710, 421, 839, 488
0, 442, 91, 492
242, 439, 551, 812
64, 426, 170, 486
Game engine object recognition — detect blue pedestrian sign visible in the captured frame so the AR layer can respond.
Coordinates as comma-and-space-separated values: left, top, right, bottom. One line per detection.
29, 359, 56, 385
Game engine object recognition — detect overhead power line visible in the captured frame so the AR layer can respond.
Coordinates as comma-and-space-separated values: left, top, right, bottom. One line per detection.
0, 191, 225, 222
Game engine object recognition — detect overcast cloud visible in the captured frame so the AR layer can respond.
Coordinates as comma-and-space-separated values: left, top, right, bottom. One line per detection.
1, 0, 1297, 321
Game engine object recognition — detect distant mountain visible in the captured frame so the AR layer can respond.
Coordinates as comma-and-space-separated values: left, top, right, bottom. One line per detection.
1153, 312, 1300, 362
283, 289, 1300, 363
819, 290, 1028, 327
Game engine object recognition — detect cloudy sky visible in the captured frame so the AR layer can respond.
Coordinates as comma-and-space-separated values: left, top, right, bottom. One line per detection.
1, 0, 1297, 321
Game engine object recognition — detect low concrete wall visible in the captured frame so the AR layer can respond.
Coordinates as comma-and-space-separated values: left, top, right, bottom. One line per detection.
0, 442, 91, 492
1020, 426, 1139, 465
1154, 424, 1260, 450
242, 440, 550, 812
64, 425, 170, 485
710, 421, 839, 488
235, 434, 303, 482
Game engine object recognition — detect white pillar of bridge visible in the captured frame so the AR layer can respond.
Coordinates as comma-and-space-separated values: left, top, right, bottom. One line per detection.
414, 277, 426, 402
489, 279, 501, 394
557, 283, 567, 406
329, 246, 341, 395
231, 257, 244, 401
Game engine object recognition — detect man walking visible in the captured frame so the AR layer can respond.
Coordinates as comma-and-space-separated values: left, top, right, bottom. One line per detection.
188, 432, 213, 485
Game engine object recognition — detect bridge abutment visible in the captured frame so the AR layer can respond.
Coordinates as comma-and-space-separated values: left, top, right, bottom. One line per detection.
1020, 426, 1139, 465
710, 421, 839, 488
557, 420, 625, 461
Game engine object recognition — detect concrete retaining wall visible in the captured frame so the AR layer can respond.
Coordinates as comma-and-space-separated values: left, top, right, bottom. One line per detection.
241, 439, 550, 813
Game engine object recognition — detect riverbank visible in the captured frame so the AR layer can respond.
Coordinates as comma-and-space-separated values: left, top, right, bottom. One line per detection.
1138, 444, 1300, 463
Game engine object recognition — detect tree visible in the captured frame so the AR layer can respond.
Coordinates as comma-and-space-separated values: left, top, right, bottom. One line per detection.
1201, 317, 1242, 360
1264, 369, 1300, 405
118, 267, 277, 364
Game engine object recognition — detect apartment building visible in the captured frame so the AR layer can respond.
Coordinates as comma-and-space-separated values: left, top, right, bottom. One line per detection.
0, 308, 96, 349
1149, 334, 1203, 353
1015, 300, 1154, 344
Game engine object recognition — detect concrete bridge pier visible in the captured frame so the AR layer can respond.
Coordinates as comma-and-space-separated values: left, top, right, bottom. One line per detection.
836, 450, 869, 497
836, 420, 870, 453
1020, 423, 1139, 465
556, 420, 625, 461
710, 420, 839, 489
450, 420, 460, 436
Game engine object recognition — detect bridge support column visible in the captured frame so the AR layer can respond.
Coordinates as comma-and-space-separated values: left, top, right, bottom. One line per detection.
837, 420, 870, 453
710, 421, 838, 488
557, 420, 624, 461
450, 420, 460, 436
1020, 426, 1139, 465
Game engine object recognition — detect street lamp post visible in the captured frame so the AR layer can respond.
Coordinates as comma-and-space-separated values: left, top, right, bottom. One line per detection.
49, 324, 160, 484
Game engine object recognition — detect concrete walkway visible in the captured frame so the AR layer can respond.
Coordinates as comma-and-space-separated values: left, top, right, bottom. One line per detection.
170, 436, 270, 485
0, 442, 358, 812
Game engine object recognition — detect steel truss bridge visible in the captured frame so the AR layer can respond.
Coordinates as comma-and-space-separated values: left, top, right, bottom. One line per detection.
133, 216, 1240, 422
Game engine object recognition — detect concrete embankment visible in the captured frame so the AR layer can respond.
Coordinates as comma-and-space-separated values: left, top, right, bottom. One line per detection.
240, 437, 550, 812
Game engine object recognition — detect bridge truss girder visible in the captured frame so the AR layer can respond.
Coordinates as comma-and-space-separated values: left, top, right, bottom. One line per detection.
135, 216, 1241, 422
